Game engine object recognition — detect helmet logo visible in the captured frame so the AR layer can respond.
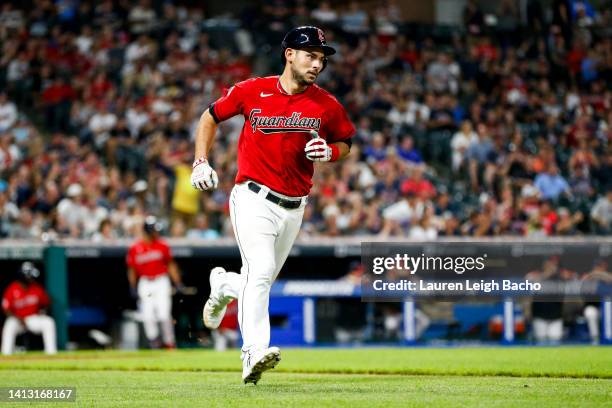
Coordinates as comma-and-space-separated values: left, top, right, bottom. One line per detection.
317, 28, 325, 43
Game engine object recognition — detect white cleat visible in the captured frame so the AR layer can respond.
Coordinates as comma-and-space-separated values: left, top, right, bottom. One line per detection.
203, 267, 232, 329
242, 347, 281, 385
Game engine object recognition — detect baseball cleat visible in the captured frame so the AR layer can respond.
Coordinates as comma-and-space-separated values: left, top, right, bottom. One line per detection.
242, 347, 281, 385
203, 267, 232, 329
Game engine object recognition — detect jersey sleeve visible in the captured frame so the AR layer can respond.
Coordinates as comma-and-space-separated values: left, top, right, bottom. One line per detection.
325, 103, 355, 144
209, 79, 252, 123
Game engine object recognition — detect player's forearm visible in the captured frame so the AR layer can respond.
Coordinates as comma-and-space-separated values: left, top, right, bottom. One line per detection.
168, 261, 182, 286
127, 268, 137, 289
194, 109, 218, 160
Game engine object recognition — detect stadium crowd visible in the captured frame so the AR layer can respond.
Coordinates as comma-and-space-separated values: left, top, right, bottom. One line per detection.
0, 0, 610, 241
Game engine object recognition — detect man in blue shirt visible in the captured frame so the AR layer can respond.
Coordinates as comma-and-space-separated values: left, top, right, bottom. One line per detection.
396, 135, 423, 165
534, 164, 571, 200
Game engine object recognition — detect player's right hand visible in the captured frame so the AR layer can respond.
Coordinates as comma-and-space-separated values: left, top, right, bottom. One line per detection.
191, 157, 219, 191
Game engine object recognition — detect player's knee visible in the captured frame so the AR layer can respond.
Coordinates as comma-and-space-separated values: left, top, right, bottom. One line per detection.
3, 318, 20, 333
42, 317, 56, 330
250, 272, 273, 289
158, 310, 172, 321
250, 260, 276, 279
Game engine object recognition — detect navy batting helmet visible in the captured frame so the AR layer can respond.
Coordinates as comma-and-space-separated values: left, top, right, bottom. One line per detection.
143, 215, 162, 235
281, 26, 336, 69
20, 262, 40, 280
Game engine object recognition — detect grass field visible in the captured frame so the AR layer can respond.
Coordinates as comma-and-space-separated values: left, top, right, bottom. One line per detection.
0, 347, 610, 407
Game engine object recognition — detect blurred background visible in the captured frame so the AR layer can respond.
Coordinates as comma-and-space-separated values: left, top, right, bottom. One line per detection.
0, 0, 610, 351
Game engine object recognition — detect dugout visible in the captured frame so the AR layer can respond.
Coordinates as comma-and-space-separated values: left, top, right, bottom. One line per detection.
0, 238, 610, 349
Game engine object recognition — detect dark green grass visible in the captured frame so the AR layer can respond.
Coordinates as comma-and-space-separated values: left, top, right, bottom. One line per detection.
3, 370, 611, 408
0, 347, 610, 407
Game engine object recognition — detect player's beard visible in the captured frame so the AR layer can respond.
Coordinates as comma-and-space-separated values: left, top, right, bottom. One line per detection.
291, 65, 316, 86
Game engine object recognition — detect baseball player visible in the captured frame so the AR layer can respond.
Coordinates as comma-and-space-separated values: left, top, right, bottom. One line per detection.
2, 262, 57, 355
126, 216, 184, 349
191, 26, 355, 384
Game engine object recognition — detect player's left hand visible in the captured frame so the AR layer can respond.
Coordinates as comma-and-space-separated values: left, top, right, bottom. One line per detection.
305, 137, 332, 162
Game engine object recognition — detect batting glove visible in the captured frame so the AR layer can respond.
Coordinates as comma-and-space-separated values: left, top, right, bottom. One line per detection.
191, 157, 219, 191
305, 137, 333, 162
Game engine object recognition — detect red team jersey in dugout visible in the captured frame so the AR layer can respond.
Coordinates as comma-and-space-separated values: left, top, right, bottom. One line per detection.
210, 76, 355, 197
2, 281, 50, 319
126, 239, 173, 278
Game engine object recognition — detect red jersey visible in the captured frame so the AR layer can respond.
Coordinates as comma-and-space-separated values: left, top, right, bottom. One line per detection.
126, 238, 172, 278
2, 281, 50, 319
210, 76, 355, 196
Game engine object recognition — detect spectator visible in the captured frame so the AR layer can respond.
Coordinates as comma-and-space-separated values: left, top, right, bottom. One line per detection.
590, 190, 612, 234
555, 207, 583, 235
128, 0, 157, 35
340, 1, 369, 34
311, 1, 338, 24
41, 77, 76, 133
0, 189, 19, 237
396, 135, 422, 165
409, 207, 438, 240
450, 120, 478, 172
381, 191, 424, 236
9, 208, 40, 239
467, 123, 496, 192
56, 183, 86, 237
538, 200, 559, 236
363, 132, 388, 163
0, 92, 17, 133
0, 134, 21, 172
426, 52, 460, 94
92, 218, 119, 242
186, 214, 220, 240
400, 166, 436, 200
534, 164, 571, 200
88, 102, 117, 149
0, 0, 608, 241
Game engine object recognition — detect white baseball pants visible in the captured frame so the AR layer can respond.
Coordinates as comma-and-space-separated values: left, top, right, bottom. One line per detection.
138, 274, 175, 345
584, 305, 600, 342
223, 182, 305, 354
1, 315, 57, 355
532, 318, 563, 343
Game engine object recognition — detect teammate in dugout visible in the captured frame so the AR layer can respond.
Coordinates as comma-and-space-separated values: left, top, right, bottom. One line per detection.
2, 262, 57, 355
126, 216, 185, 349
191, 26, 355, 384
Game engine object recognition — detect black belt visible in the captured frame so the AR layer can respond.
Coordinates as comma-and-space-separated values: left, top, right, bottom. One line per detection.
247, 182, 302, 209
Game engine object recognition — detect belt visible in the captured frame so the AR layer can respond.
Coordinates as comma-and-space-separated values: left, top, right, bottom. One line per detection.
247, 182, 302, 209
